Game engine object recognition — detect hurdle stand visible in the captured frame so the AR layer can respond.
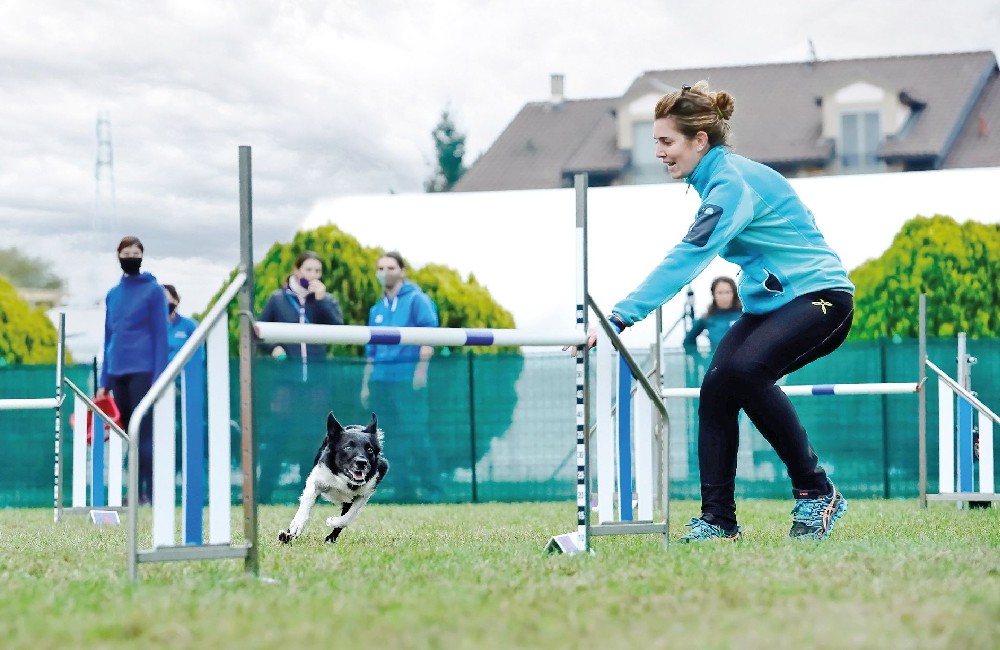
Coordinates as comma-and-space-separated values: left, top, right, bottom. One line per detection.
588, 302, 669, 545
62, 380, 127, 517
124, 271, 247, 580
913, 294, 999, 506
0, 313, 66, 523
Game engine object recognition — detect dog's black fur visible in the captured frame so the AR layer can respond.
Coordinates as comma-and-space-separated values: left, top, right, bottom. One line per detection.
277, 411, 388, 544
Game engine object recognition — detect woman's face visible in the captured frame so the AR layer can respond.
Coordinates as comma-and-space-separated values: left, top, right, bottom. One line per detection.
296, 258, 323, 282
119, 244, 142, 259
653, 116, 707, 180
713, 282, 735, 310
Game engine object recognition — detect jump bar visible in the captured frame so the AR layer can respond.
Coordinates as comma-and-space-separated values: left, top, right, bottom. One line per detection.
661, 382, 920, 399
0, 397, 59, 411
255, 322, 588, 348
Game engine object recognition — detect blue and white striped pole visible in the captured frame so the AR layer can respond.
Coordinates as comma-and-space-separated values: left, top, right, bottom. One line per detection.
660, 382, 920, 399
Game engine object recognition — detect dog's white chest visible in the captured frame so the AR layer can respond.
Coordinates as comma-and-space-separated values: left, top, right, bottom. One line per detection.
308, 465, 376, 503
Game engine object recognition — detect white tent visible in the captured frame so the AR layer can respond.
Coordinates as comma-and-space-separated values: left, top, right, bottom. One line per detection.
302, 166, 1000, 349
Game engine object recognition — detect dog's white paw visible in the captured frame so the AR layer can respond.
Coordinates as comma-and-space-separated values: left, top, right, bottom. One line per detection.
287, 517, 307, 537
277, 529, 297, 544
325, 515, 347, 528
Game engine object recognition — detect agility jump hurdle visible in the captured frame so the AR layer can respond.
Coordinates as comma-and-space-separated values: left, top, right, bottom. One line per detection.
0, 313, 66, 523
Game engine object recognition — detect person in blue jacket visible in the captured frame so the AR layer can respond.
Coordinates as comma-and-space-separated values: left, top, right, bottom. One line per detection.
361, 251, 442, 501
164, 284, 201, 364
588, 81, 854, 542
683, 276, 742, 359
95, 236, 169, 504
256, 250, 343, 503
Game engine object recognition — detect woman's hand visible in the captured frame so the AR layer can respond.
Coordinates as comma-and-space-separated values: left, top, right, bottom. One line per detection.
95, 387, 108, 400
272, 345, 287, 360
564, 326, 599, 357
308, 279, 326, 300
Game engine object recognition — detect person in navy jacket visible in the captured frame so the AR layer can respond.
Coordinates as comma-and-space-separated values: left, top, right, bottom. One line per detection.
361, 251, 442, 501
256, 250, 343, 503
95, 236, 169, 504
588, 82, 854, 543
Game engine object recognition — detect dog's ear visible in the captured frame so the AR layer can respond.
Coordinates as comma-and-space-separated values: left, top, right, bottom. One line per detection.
365, 412, 378, 434
326, 412, 344, 439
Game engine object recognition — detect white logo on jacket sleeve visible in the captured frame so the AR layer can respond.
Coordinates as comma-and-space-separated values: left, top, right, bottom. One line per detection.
374, 314, 383, 324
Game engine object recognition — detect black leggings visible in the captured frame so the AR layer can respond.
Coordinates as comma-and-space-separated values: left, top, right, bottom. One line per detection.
698, 290, 854, 528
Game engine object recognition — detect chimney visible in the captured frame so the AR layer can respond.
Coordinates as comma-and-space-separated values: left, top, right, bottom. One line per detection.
550, 73, 565, 108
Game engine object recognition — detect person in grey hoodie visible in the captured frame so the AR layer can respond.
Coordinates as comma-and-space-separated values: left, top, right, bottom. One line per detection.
95, 236, 168, 504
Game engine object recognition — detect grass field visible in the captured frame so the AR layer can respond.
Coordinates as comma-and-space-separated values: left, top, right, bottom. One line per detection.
1, 499, 998, 650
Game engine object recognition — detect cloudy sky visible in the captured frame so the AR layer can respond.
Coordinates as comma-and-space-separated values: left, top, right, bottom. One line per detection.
2, 0, 999, 350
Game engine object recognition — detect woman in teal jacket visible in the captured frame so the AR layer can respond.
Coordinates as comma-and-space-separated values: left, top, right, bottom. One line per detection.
683, 276, 742, 358
592, 82, 854, 543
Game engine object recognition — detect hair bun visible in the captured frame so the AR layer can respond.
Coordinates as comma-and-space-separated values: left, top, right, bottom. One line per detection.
714, 92, 735, 120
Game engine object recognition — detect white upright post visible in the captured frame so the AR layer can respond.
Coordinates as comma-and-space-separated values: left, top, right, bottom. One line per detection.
937, 379, 954, 494
596, 328, 616, 523
207, 317, 232, 544
152, 385, 176, 548
979, 415, 994, 494
108, 428, 123, 507
72, 397, 87, 509
634, 387, 654, 521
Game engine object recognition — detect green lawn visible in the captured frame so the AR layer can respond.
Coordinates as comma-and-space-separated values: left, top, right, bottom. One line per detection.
1, 500, 998, 649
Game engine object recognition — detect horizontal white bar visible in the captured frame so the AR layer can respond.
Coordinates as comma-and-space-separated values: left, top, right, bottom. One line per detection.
661, 382, 920, 399
0, 398, 59, 410
255, 322, 588, 347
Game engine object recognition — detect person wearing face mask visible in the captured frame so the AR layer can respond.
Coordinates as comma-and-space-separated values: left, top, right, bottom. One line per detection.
361, 251, 442, 502
258, 250, 344, 370
94, 235, 169, 505
164, 284, 201, 364
256, 250, 343, 503
579, 81, 855, 543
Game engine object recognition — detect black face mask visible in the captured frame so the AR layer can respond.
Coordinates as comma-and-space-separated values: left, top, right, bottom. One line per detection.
119, 257, 142, 275
168, 303, 177, 315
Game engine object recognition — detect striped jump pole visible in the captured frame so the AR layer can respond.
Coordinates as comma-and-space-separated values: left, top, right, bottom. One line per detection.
661, 382, 920, 399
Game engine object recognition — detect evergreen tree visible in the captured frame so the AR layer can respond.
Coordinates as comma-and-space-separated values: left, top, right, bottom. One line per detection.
424, 109, 466, 192
849, 215, 1000, 340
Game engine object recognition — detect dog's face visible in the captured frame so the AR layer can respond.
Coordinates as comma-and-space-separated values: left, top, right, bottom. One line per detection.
324, 412, 382, 487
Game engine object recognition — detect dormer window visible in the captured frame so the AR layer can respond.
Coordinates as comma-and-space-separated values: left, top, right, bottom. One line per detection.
840, 110, 881, 170
826, 81, 889, 173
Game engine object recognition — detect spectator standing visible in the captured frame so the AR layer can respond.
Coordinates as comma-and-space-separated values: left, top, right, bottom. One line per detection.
361, 251, 442, 501
95, 236, 169, 504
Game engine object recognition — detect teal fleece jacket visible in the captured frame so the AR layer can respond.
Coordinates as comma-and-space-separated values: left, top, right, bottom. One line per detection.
612, 146, 854, 325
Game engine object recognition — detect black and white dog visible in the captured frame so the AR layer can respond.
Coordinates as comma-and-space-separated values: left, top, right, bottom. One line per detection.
277, 411, 388, 545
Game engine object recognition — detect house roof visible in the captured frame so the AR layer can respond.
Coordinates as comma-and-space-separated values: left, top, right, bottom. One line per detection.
453, 98, 626, 192
632, 51, 998, 166
943, 65, 1000, 168
456, 51, 999, 192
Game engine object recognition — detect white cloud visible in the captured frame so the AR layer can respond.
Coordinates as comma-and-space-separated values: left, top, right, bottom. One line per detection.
1, 0, 997, 329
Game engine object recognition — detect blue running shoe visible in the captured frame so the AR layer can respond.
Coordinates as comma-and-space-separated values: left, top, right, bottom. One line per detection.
789, 483, 847, 539
678, 516, 742, 543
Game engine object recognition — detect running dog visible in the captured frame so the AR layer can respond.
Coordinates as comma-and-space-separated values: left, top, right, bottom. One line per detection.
277, 411, 388, 544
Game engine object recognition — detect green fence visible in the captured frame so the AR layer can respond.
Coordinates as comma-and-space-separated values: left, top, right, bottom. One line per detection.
1, 339, 996, 508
